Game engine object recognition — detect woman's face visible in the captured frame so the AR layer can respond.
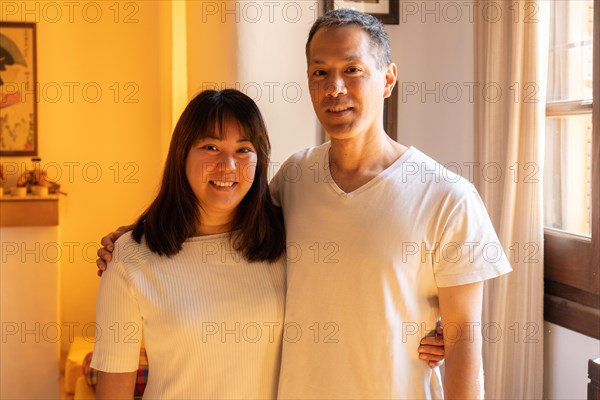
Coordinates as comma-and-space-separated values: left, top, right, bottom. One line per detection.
185, 119, 258, 224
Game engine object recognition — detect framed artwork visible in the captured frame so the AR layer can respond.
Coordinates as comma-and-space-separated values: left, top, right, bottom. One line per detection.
0, 22, 38, 156
324, 0, 400, 25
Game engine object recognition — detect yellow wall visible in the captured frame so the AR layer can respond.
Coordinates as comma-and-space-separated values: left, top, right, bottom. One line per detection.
1, 1, 166, 354
185, 1, 238, 97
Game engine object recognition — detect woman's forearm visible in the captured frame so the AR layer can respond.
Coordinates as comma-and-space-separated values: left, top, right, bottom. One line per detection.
96, 371, 137, 400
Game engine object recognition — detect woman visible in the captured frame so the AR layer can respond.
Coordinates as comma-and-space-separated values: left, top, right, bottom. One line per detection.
92, 89, 286, 398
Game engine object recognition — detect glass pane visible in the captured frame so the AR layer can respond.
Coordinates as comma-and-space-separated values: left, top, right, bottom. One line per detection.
544, 114, 593, 236
547, 0, 594, 102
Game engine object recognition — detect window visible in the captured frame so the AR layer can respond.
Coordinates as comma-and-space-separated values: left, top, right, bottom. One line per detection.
544, 0, 599, 339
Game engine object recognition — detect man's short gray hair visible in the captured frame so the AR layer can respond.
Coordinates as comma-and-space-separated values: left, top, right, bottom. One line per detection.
305, 8, 392, 69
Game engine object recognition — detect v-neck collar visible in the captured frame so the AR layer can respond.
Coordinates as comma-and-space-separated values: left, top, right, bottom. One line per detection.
323, 143, 416, 198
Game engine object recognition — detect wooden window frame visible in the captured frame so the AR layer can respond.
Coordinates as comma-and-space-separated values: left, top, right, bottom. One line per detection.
544, 3, 600, 340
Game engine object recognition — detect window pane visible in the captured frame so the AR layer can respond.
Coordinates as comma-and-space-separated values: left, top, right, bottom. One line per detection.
547, 0, 594, 102
544, 114, 593, 236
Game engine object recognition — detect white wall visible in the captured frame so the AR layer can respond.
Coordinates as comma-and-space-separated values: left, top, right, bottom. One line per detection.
231, 0, 477, 169
236, 1, 319, 166
1, 227, 61, 399
544, 322, 600, 399
185, 0, 319, 168
389, 3, 475, 168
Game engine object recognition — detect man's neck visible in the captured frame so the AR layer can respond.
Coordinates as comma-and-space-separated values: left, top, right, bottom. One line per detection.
328, 129, 407, 193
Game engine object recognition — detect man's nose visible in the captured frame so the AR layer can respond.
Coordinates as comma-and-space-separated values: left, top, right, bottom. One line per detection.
324, 74, 347, 97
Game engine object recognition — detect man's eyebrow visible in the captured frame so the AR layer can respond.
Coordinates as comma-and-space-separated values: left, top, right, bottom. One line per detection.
309, 56, 361, 65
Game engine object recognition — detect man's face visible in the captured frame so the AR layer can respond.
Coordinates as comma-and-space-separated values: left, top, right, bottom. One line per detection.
307, 26, 395, 140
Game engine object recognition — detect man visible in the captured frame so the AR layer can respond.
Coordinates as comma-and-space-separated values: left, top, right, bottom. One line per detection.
99, 9, 510, 399
268, 9, 510, 399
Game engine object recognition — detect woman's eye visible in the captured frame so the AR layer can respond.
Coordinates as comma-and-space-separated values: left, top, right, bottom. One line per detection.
346, 67, 361, 73
238, 147, 253, 154
312, 70, 326, 77
202, 145, 218, 151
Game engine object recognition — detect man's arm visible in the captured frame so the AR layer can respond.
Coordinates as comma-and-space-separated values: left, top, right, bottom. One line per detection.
438, 281, 484, 399
96, 371, 137, 400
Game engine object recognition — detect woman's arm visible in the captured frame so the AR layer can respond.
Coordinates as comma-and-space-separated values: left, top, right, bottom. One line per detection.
96, 371, 137, 400
91, 235, 143, 397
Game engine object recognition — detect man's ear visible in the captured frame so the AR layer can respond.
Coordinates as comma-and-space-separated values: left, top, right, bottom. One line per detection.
384, 63, 397, 99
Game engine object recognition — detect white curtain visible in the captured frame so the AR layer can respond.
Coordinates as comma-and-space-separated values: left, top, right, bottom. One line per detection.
474, 1, 548, 398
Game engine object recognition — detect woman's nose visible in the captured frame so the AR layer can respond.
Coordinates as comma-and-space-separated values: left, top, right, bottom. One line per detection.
216, 153, 237, 172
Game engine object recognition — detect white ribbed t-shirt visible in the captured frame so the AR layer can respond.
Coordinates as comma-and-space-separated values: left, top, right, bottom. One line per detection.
91, 231, 286, 399
271, 143, 512, 399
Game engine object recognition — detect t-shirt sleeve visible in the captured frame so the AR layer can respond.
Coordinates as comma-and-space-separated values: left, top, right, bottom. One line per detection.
433, 188, 512, 287
90, 242, 142, 372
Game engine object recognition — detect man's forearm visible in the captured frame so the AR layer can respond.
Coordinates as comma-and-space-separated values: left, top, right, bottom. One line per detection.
438, 282, 485, 399
443, 331, 484, 399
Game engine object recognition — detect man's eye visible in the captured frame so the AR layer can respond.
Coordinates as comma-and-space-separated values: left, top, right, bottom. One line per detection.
313, 70, 326, 77
346, 67, 361, 73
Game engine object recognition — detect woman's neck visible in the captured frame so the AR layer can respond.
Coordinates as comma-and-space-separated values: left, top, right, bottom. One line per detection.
196, 223, 232, 236
197, 209, 234, 236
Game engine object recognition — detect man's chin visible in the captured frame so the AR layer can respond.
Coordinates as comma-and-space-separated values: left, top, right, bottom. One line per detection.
325, 128, 359, 142
322, 122, 355, 137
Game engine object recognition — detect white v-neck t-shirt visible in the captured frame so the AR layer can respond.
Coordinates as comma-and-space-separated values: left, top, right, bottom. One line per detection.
271, 143, 512, 399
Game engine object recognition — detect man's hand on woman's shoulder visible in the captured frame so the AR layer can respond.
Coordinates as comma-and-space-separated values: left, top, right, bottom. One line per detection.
96, 225, 134, 276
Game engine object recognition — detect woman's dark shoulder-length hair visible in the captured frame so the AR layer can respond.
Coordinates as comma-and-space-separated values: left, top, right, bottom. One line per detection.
131, 89, 285, 262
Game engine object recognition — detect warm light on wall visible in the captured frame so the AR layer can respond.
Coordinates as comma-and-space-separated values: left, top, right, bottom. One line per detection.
171, 1, 188, 133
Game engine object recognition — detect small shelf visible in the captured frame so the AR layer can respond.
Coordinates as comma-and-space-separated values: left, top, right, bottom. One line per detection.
0, 195, 59, 227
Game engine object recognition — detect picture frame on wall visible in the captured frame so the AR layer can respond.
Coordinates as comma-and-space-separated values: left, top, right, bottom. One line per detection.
0, 21, 38, 156
324, 0, 400, 25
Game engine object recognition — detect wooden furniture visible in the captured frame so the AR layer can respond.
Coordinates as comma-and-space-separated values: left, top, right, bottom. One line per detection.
0, 196, 60, 398
590, 358, 600, 400
0, 195, 59, 227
